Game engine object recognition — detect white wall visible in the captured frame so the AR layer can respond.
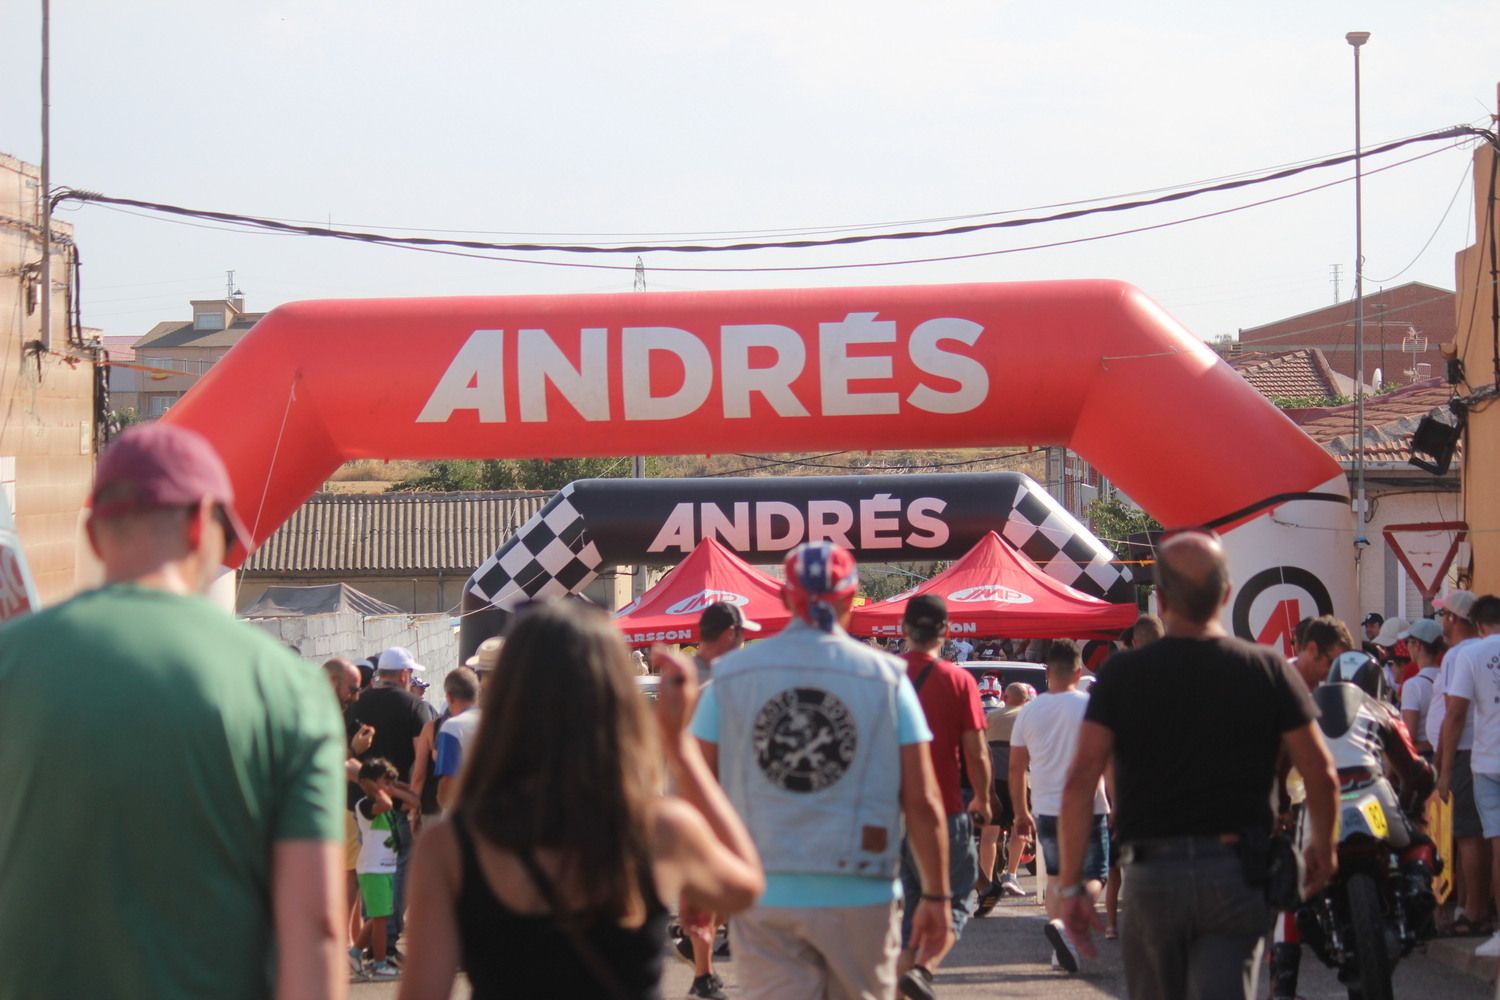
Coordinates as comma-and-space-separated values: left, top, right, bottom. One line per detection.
1359, 484, 1464, 622
245, 610, 459, 712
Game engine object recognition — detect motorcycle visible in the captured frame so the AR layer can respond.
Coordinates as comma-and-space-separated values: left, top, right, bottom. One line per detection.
1293, 767, 1439, 1000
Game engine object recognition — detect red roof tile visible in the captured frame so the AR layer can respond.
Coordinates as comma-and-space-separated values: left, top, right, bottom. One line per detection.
1287, 379, 1460, 466
1226, 349, 1343, 400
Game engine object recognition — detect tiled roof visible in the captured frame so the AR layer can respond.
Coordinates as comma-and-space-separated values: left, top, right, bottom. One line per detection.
133, 316, 266, 350
1288, 379, 1462, 466
1227, 349, 1343, 400
242, 491, 553, 576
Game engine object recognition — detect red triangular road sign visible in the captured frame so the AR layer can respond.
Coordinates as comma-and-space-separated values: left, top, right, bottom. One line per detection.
1383, 521, 1467, 600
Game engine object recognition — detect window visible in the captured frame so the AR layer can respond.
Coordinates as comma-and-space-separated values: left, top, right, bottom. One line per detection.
148, 395, 175, 417
193, 312, 225, 331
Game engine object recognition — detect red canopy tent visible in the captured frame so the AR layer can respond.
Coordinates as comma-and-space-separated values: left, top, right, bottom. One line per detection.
849, 531, 1136, 640
614, 537, 790, 647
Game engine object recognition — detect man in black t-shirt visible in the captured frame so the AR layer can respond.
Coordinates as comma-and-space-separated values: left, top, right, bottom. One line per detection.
350, 646, 436, 961
1055, 531, 1338, 1000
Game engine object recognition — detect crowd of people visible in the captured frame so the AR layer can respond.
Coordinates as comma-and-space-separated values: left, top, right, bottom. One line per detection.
3, 422, 1499, 1000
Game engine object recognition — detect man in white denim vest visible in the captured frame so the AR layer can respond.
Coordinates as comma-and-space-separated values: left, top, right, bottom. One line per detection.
691, 541, 951, 1000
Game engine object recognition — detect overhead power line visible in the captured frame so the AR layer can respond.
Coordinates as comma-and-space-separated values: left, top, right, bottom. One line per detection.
53, 125, 1494, 262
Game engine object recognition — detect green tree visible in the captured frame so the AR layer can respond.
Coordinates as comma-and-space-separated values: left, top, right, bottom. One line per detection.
388, 456, 664, 492
387, 460, 490, 492
1085, 494, 1162, 562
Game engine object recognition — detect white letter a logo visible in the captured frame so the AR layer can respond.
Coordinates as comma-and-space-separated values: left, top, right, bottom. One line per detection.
417, 330, 506, 423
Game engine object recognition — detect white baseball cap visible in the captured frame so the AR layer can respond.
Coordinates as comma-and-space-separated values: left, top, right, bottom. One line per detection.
377, 646, 426, 673
1436, 590, 1477, 622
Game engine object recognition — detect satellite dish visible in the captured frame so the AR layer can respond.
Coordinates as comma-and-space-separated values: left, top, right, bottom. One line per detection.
1371, 368, 1383, 392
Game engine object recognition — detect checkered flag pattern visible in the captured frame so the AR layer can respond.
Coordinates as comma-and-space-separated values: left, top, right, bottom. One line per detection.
1000, 481, 1134, 603
468, 484, 604, 610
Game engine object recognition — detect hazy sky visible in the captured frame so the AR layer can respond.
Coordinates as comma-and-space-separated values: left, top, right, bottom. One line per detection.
3, 1, 1496, 342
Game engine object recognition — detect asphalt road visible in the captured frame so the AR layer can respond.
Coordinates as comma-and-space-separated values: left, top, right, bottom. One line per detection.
352, 871, 1492, 998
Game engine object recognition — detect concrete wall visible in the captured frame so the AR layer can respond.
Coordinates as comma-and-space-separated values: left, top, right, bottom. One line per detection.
244, 610, 459, 712
1456, 141, 1499, 594
0, 153, 96, 606
239, 566, 637, 616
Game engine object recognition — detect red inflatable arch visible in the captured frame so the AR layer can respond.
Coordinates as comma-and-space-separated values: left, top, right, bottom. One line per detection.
161, 280, 1355, 647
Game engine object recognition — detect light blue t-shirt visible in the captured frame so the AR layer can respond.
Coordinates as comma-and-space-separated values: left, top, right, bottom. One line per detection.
692, 668, 932, 907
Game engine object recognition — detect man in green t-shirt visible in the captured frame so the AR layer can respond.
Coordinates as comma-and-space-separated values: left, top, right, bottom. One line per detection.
0, 424, 346, 1000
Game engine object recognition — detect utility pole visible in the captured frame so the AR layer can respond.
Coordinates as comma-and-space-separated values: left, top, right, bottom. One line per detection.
632, 256, 647, 599
1347, 30, 1372, 595
39, 0, 52, 350
1375, 298, 1386, 385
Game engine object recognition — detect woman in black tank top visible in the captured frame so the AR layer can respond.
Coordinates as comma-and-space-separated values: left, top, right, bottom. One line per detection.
397, 601, 765, 1000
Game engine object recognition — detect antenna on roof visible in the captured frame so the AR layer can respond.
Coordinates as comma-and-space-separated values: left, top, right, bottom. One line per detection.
226, 269, 235, 299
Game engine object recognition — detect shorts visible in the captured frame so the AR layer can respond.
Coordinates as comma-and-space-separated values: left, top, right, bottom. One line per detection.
1451, 750, 1484, 839
900, 813, 979, 946
344, 812, 360, 871
990, 779, 1015, 829
1036, 813, 1109, 883
358, 872, 395, 919
1472, 771, 1500, 839
731, 903, 899, 1000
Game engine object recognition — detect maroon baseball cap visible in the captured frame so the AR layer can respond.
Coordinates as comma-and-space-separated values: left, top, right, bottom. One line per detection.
89, 423, 252, 549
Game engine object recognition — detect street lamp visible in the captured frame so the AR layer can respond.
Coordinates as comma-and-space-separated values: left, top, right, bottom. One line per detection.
1347, 31, 1371, 579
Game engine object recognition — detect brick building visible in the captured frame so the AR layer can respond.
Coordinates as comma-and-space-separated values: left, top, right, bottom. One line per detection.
1238, 281, 1454, 388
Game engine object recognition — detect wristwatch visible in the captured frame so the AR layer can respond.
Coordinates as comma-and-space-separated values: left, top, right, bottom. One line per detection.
1055, 882, 1087, 900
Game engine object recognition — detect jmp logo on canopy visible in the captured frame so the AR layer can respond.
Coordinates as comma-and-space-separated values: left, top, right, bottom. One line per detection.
665, 589, 751, 616
948, 585, 1032, 605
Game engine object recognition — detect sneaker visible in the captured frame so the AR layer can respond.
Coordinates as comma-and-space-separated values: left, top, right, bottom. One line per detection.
713, 928, 731, 959
999, 872, 1026, 897
672, 934, 696, 967
688, 973, 728, 999
1045, 919, 1080, 973
368, 960, 401, 980
898, 964, 936, 1000
974, 880, 1003, 916
707, 972, 725, 991
1475, 931, 1500, 958
346, 946, 364, 975
386, 945, 405, 967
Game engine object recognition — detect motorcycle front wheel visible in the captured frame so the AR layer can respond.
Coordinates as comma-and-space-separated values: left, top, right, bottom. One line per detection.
1345, 872, 1394, 1000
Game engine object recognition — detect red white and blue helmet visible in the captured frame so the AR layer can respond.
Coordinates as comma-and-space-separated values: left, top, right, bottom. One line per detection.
783, 541, 860, 631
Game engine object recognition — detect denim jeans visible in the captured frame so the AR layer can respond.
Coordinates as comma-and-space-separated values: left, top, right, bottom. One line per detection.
1036, 813, 1110, 881
1119, 842, 1271, 1000
900, 812, 978, 946
387, 809, 413, 950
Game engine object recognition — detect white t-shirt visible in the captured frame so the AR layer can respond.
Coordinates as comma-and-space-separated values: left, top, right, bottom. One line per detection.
1399, 667, 1440, 744
954, 640, 974, 663
1447, 634, 1500, 774
1427, 639, 1477, 751
1011, 689, 1108, 816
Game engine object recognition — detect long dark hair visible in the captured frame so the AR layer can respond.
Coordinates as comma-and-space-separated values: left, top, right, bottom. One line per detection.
459, 600, 661, 921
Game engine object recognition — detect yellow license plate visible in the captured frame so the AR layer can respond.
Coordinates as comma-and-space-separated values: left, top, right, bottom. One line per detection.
1359, 796, 1388, 839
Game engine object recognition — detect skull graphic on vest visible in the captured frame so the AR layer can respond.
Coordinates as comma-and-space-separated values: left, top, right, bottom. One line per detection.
753, 687, 859, 792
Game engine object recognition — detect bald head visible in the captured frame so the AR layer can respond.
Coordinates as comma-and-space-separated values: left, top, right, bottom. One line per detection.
1156, 532, 1231, 626
323, 657, 361, 708
1003, 682, 1031, 707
